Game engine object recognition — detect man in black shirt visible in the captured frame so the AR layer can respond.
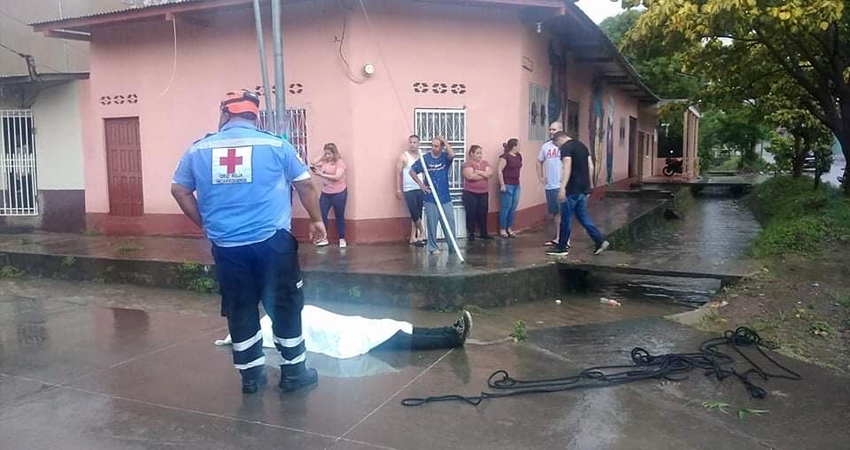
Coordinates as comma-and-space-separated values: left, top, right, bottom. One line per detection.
546, 132, 609, 256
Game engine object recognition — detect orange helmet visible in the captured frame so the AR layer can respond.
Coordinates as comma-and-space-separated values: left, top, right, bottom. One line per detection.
220, 89, 260, 116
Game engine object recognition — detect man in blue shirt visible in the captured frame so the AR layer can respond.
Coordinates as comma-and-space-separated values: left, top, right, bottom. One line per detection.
171, 90, 326, 394
410, 136, 457, 254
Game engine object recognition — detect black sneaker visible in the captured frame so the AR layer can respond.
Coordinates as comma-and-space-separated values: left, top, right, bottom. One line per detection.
279, 367, 318, 392
241, 369, 268, 395
452, 311, 473, 347
546, 247, 570, 256
593, 240, 610, 255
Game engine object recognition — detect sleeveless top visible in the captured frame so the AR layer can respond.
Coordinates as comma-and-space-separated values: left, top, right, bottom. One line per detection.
402, 152, 423, 192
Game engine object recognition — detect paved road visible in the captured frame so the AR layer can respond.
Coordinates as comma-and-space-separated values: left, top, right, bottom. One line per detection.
1, 278, 848, 450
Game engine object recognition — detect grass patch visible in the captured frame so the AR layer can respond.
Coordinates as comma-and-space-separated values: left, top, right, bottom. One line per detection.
115, 244, 143, 255
512, 320, 527, 342
745, 176, 850, 257
0, 265, 25, 278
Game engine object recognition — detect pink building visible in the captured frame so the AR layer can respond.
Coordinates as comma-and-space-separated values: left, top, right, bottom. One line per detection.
32, 0, 658, 243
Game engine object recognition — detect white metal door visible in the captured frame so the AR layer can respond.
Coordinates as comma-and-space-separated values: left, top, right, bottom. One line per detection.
414, 108, 467, 239
0, 110, 38, 216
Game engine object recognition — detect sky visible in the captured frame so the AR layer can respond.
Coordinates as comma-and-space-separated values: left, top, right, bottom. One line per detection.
575, 0, 625, 23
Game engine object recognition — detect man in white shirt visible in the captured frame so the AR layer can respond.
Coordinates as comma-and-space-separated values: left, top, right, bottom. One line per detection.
537, 121, 567, 247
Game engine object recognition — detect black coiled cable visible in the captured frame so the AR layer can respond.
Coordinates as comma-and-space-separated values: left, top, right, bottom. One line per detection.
401, 327, 802, 407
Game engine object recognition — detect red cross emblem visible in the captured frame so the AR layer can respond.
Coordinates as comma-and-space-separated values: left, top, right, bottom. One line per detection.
219, 148, 243, 174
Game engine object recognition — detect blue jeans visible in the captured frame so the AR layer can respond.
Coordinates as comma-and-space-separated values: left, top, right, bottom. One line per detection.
424, 201, 457, 253
499, 184, 521, 229
320, 189, 347, 239
557, 193, 604, 249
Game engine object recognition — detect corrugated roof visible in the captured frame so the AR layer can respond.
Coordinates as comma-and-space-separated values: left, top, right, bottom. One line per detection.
30, 0, 203, 27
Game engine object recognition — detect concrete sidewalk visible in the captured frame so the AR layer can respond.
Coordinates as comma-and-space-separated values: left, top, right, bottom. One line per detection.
0, 197, 670, 308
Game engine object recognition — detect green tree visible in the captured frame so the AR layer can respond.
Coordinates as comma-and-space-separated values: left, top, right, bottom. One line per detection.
623, 0, 850, 194
600, 10, 703, 99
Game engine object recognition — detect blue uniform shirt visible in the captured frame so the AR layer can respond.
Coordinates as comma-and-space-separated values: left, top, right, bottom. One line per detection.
172, 121, 310, 247
412, 151, 453, 205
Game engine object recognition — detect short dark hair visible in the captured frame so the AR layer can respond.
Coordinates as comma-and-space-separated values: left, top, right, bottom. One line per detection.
229, 111, 258, 121
552, 131, 568, 141
468, 144, 482, 154
409, 134, 420, 141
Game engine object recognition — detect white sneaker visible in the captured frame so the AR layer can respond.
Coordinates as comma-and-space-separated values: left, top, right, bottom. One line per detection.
315, 239, 329, 247
339, 239, 347, 248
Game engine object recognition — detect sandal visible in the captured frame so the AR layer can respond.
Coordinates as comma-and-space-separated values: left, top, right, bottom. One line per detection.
544, 240, 558, 246
500, 231, 510, 238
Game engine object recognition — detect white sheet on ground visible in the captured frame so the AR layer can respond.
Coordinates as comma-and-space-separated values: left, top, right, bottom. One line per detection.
214, 305, 414, 359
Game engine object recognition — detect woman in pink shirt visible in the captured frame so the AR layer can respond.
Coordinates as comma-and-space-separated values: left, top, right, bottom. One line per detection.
311, 143, 348, 248
462, 145, 494, 241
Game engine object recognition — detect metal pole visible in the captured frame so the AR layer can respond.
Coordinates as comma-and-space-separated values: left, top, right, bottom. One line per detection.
417, 150, 465, 262
271, 0, 287, 137
252, 0, 275, 133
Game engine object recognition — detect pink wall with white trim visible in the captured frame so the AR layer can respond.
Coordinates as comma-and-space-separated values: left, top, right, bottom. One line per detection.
76, 0, 655, 238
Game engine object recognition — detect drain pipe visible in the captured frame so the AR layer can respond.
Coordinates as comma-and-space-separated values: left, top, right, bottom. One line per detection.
252, 0, 275, 133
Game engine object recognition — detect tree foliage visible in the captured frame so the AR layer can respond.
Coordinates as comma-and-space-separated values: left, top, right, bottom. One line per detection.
600, 10, 702, 99
623, 0, 850, 194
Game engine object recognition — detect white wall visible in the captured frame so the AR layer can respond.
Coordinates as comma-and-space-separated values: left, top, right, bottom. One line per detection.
31, 81, 85, 190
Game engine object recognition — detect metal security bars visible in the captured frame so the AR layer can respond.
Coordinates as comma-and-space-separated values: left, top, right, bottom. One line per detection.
260, 109, 308, 161
0, 110, 38, 216
413, 108, 467, 203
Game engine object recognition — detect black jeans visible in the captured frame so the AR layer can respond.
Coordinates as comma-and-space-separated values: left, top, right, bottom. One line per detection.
211, 229, 307, 377
462, 191, 490, 237
372, 327, 460, 352
320, 189, 347, 239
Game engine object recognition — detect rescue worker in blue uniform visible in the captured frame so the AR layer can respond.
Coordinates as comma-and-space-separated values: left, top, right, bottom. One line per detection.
171, 90, 327, 394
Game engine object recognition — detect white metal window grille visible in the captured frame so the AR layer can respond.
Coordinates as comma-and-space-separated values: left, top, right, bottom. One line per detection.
413, 108, 467, 203
259, 109, 308, 161
0, 110, 38, 216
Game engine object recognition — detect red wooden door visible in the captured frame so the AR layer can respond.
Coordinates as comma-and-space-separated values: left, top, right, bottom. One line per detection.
105, 118, 144, 216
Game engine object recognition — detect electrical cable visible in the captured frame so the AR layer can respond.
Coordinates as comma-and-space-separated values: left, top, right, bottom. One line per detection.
401, 326, 802, 407
158, 17, 178, 97
337, 6, 367, 84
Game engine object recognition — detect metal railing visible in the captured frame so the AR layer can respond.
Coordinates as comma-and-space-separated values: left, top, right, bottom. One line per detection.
1, 110, 38, 216
260, 108, 308, 161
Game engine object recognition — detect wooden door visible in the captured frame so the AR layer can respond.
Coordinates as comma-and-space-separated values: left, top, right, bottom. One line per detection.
105, 118, 144, 216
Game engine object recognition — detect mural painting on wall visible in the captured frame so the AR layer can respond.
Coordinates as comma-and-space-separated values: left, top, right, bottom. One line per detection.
529, 83, 549, 141
547, 41, 565, 127
606, 94, 615, 185
589, 78, 605, 186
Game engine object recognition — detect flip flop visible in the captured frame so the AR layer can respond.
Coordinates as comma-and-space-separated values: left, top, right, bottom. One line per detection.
544, 240, 558, 246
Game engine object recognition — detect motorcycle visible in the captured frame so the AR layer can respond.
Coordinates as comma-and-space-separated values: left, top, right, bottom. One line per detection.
662, 156, 684, 177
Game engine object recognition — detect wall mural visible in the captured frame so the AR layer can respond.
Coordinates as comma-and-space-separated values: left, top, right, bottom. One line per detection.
606, 94, 616, 186
590, 78, 605, 186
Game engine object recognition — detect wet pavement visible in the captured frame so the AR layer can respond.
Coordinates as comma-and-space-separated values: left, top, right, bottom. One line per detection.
2, 278, 848, 450
560, 197, 762, 285
0, 197, 666, 274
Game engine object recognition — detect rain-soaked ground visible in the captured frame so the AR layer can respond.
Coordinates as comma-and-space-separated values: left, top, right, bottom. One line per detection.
2, 198, 848, 450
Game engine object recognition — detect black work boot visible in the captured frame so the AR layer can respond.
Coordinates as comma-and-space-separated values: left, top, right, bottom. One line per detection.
279, 362, 318, 392
241, 366, 268, 394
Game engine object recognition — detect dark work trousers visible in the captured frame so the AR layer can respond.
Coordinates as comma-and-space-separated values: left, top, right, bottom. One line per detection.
320, 189, 347, 239
211, 229, 307, 379
371, 327, 460, 352
462, 190, 490, 237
